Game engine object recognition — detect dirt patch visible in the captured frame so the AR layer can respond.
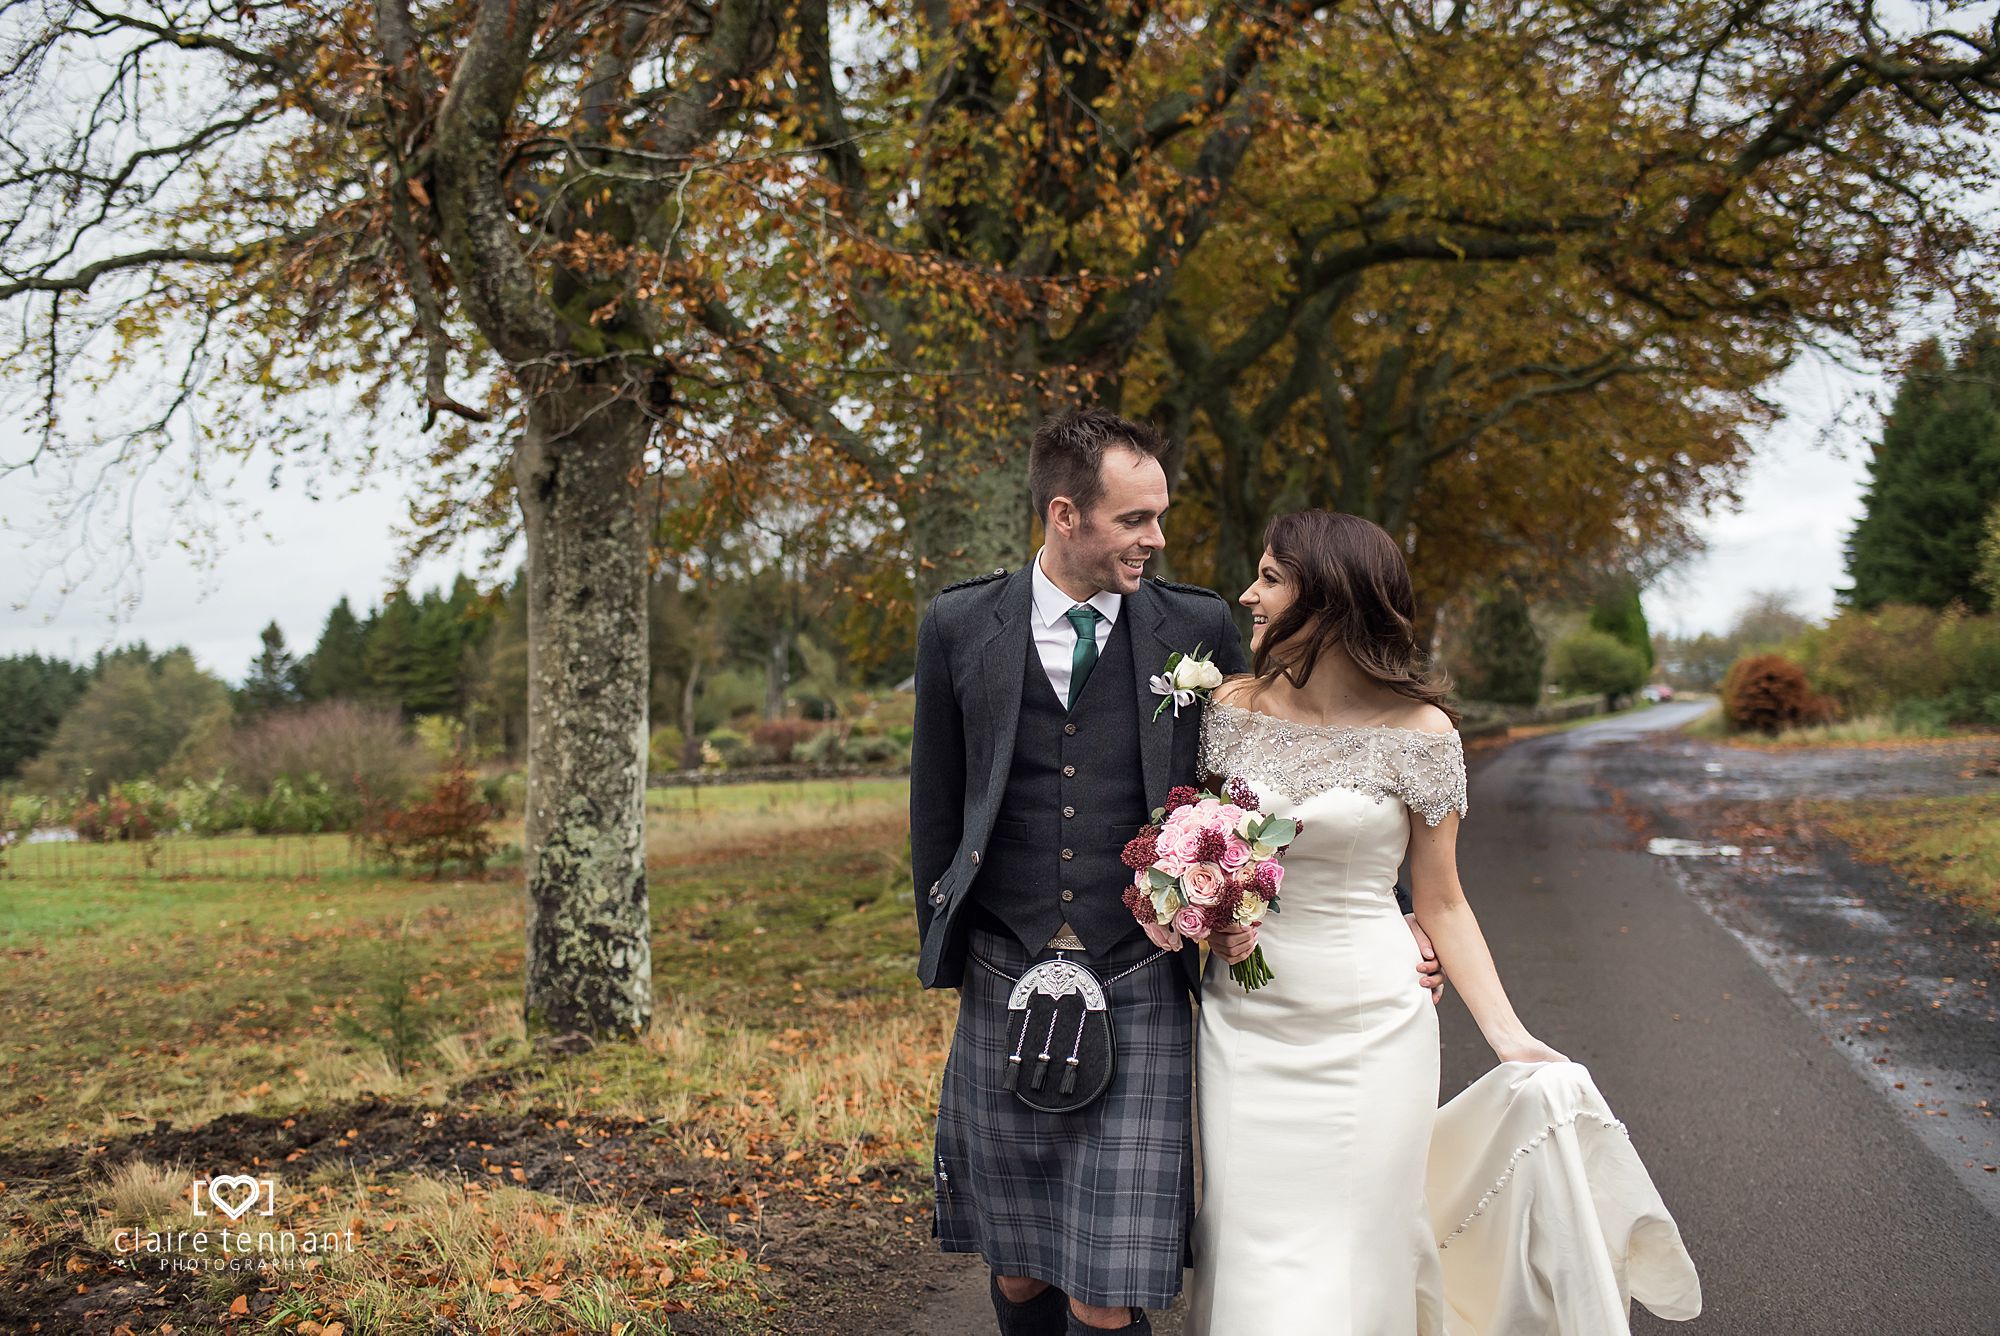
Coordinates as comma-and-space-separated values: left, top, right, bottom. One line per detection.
0, 1094, 946, 1334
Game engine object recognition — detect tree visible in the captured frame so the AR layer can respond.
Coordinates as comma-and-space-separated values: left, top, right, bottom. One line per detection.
1457, 587, 1544, 706
0, 653, 91, 780
21, 650, 231, 796
1978, 501, 2000, 608
1133, 3, 2000, 613
1588, 580, 1655, 672
239, 621, 301, 716
300, 599, 371, 702
1845, 330, 2000, 613
0, 0, 821, 1040
1547, 629, 1648, 708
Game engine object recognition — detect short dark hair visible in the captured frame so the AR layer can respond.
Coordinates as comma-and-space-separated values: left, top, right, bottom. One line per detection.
1028, 408, 1169, 523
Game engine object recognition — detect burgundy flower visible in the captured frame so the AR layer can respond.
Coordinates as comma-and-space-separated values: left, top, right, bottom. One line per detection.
1195, 826, 1227, 863
1215, 881, 1244, 923
1163, 785, 1201, 813
1122, 882, 1153, 918
1253, 860, 1284, 896
1121, 832, 1161, 871
1225, 776, 1260, 811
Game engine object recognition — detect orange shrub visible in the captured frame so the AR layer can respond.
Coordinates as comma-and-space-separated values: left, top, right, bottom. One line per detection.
749, 718, 824, 764
1722, 655, 1834, 734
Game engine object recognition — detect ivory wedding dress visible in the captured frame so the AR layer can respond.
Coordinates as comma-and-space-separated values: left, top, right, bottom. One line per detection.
1187, 702, 1700, 1335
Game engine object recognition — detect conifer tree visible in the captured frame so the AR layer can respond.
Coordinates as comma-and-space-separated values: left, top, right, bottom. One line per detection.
301, 599, 371, 702
1845, 330, 2000, 613
1459, 588, 1544, 706
239, 622, 301, 717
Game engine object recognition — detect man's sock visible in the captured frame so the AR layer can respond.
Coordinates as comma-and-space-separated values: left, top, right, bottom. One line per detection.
989, 1274, 1068, 1336
1064, 1306, 1151, 1334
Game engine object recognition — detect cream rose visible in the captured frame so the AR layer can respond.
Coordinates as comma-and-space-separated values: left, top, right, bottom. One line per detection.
1183, 862, 1225, 907
1170, 655, 1225, 692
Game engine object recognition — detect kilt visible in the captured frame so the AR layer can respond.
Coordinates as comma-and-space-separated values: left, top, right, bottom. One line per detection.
933, 924, 1194, 1309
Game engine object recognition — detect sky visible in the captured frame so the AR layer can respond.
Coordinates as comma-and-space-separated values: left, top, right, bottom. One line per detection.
0, 341, 1882, 684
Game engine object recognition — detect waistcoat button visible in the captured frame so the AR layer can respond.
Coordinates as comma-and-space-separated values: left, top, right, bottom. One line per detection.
1062, 764, 1076, 778
1064, 723, 1077, 736
1063, 806, 1075, 818
1061, 889, 1074, 902
1060, 848, 1074, 860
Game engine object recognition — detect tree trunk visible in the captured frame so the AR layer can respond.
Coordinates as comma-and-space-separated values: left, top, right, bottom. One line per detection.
907, 395, 1042, 604
515, 382, 654, 1042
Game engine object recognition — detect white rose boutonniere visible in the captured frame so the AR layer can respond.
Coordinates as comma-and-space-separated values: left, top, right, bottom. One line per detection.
1149, 645, 1225, 721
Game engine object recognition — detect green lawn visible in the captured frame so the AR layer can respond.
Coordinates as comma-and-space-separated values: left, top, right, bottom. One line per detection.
0, 778, 944, 1331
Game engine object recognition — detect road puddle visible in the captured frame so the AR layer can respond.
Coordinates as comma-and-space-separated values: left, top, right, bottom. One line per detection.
1646, 837, 1774, 858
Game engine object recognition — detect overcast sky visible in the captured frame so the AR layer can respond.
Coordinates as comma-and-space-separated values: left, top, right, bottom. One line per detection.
0, 338, 1881, 684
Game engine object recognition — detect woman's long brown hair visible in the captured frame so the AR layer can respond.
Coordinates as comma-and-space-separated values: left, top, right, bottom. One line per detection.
1245, 510, 1458, 724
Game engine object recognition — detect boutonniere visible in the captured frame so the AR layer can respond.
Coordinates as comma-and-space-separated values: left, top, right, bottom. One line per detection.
1149, 645, 1224, 721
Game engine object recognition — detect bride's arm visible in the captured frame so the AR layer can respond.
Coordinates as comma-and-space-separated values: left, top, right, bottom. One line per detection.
1407, 811, 1567, 1064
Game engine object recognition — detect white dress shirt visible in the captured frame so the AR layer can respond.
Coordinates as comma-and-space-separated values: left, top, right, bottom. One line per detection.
1030, 547, 1122, 706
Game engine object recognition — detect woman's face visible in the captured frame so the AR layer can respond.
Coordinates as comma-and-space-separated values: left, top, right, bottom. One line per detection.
1238, 548, 1295, 654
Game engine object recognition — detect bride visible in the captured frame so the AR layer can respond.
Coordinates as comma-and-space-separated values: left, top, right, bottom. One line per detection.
1183, 510, 1700, 1335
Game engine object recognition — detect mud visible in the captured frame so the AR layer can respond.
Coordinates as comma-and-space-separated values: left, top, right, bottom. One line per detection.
0, 1092, 947, 1334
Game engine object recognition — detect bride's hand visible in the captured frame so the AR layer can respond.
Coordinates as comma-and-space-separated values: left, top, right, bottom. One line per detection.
1208, 923, 1259, 966
1495, 1037, 1569, 1064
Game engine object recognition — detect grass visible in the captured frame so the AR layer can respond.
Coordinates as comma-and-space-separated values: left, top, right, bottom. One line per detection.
0, 777, 943, 1331
1683, 703, 1969, 746
1807, 791, 2000, 923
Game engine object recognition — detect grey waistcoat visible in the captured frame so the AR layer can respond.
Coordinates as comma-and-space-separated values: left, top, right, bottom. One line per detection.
973, 612, 1150, 957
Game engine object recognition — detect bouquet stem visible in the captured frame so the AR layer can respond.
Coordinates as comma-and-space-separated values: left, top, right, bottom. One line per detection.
1229, 945, 1273, 991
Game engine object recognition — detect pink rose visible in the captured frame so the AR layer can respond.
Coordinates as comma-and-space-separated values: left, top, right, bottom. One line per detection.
1253, 860, 1285, 898
1183, 862, 1225, 907
1216, 835, 1252, 872
1158, 818, 1206, 867
1173, 904, 1210, 941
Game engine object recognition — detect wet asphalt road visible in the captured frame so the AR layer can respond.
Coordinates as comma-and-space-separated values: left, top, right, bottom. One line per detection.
1440, 704, 2000, 1335
901, 705, 2000, 1334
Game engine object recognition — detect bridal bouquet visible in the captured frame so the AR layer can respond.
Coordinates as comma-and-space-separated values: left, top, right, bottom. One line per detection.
1119, 779, 1295, 990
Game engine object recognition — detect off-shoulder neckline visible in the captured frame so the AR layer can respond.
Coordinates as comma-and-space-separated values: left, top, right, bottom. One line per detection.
1209, 698, 1459, 740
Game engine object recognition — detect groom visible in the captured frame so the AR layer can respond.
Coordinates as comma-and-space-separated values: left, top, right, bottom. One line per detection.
911, 408, 1438, 1334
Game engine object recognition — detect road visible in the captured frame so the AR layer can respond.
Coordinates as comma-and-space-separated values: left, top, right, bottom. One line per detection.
899, 704, 2000, 1334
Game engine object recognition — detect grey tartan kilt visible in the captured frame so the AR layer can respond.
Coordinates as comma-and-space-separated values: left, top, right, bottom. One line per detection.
932, 924, 1195, 1309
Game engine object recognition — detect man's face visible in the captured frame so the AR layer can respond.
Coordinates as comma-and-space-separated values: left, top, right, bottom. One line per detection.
1048, 446, 1169, 596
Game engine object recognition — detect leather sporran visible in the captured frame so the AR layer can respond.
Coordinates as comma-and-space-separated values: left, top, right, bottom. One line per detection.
999, 958, 1115, 1114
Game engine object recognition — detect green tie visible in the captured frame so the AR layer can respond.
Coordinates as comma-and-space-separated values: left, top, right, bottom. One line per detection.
1065, 605, 1104, 708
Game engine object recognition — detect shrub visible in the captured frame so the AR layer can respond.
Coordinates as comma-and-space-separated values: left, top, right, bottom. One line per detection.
796, 728, 845, 766
207, 700, 433, 809
1796, 605, 1951, 715
750, 718, 823, 764
703, 728, 747, 768
479, 772, 527, 816
1547, 629, 1649, 703
169, 776, 254, 835
1722, 654, 1833, 734
359, 760, 497, 877
73, 787, 173, 842
647, 726, 687, 775
843, 733, 904, 766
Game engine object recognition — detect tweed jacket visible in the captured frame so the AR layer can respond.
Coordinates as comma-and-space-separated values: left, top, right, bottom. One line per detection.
911, 566, 1248, 992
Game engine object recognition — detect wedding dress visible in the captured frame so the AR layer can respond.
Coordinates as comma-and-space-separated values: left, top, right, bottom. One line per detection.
1186, 702, 1700, 1335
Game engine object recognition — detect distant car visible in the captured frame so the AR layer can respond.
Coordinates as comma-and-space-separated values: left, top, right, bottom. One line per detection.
1641, 683, 1675, 703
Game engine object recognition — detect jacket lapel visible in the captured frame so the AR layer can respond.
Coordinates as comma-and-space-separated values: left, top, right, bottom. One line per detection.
978, 568, 1035, 805
1128, 581, 1179, 808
